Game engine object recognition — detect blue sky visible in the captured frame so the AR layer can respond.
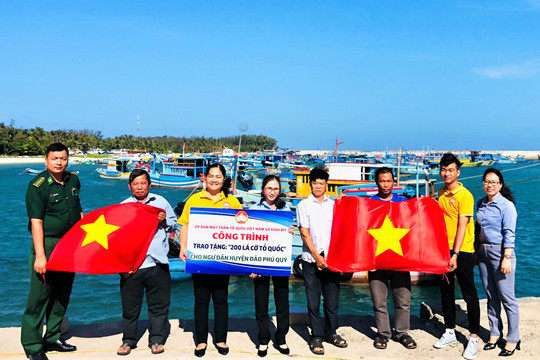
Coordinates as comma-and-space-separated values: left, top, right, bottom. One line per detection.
1, 0, 539, 151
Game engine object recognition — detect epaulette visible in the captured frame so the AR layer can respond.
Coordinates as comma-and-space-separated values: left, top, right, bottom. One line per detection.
33, 177, 46, 187
69, 171, 79, 176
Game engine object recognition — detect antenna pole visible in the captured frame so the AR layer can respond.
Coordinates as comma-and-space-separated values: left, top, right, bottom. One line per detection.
335, 136, 344, 161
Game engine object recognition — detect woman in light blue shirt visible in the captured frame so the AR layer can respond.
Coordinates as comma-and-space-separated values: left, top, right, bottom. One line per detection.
476, 168, 520, 356
249, 175, 292, 357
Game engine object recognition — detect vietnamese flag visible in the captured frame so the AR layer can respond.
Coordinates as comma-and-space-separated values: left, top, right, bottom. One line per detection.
326, 197, 449, 274
47, 203, 163, 274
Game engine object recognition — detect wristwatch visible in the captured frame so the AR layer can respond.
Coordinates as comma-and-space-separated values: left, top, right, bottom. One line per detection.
450, 250, 459, 257
504, 254, 512, 259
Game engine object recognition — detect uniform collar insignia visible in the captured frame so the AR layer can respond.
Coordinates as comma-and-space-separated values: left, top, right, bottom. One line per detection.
33, 177, 45, 187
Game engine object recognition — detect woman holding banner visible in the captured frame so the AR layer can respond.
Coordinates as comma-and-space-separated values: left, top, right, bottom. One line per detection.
249, 175, 292, 357
179, 163, 243, 357
476, 168, 520, 356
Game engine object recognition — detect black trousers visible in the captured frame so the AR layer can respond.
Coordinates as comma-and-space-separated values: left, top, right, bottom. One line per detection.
302, 260, 341, 340
120, 264, 171, 347
439, 252, 480, 334
192, 273, 230, 345
253, 275, 290, 345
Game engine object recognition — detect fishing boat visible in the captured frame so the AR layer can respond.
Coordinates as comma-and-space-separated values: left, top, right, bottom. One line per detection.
249, 170, 294, 192
96, 159, 131, 179
25, 168, 42, 175
396, 162, 439, 176
463, 151, 495, 167
169, 258, 191, 281
293, 161, 436, 199
460, 161, 484, 167
337, 183, 414, 197
149, 155, 210, 189
294, 162, 385, 198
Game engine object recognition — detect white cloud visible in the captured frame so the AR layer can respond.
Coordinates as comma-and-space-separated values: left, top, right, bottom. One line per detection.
473, 60, 540, 79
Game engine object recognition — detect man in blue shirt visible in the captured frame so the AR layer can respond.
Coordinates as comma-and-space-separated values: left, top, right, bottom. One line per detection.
369, 167, 416, 350
117, 169, 178, 356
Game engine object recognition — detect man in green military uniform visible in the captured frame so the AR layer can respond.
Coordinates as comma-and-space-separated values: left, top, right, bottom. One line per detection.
22, 143, 83, 360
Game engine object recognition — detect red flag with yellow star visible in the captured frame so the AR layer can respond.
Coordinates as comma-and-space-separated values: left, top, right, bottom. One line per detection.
326, 197, 449, 274
47, 203, 162, 274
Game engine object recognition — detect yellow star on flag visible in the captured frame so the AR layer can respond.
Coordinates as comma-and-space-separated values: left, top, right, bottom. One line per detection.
367, 215, 410, 257
80, 214, 120, 250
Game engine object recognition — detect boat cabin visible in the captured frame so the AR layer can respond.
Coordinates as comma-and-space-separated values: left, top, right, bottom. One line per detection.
106, 159, 130, 173
165, 157, 209, 178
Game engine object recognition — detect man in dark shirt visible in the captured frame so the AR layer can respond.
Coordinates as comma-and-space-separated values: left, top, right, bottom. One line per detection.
22, 143, 83, 360
369, 167, 416, 350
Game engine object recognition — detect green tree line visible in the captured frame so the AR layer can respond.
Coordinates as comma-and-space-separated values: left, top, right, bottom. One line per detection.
0, 123, 277, 155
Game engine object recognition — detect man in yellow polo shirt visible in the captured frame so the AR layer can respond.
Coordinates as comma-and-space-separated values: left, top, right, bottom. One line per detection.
433, 153, 480, 360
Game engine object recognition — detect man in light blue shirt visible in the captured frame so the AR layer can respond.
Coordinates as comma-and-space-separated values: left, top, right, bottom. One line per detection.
117, 169, 177, 356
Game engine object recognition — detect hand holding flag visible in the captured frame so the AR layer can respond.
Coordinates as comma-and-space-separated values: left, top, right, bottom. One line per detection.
47, 203, 163, 274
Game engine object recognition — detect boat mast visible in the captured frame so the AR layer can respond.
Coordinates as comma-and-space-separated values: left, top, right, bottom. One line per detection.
335, 136, 344, 162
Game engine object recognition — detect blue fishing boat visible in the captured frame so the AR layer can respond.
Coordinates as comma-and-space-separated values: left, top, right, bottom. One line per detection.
149, 155, 210, 189
337, 183, 415, 198
494, 154, 515, 164
169, 258, 191, 281
97, 158, 132, 180
25, 168, 42, 175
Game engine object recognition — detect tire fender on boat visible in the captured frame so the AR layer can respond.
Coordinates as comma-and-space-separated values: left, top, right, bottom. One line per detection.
293, 255, 303, 279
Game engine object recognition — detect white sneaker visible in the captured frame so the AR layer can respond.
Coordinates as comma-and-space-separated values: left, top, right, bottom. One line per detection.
433, 331, 457, 349
462, 339, 478, 360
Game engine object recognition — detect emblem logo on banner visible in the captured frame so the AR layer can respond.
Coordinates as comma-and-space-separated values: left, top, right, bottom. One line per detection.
235, 210, 249, 224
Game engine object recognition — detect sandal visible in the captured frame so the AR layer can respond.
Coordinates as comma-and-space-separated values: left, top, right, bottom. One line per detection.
309, 338, 325, 355
398, 334, 417, 349
150, 343, 164, 354
117, 343, 132, 356
374, 336, 388, 350
325, 333, 348, 348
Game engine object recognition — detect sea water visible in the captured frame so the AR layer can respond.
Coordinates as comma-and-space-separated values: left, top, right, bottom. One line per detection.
1, 162, 539, 326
